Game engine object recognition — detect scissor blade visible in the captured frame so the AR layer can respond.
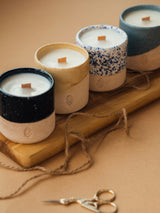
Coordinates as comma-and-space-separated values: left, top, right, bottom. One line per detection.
42, 200, 61, 204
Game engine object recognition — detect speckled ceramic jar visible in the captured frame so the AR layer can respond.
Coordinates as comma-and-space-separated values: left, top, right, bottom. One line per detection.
0, 68, 55, 144
120, 4, 160, 71
76, 25, 128, 92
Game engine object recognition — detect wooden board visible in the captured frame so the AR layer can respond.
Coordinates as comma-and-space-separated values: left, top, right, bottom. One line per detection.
0, 70, 160, 168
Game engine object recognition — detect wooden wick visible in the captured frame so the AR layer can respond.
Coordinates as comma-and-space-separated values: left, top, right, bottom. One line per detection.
98, 36, 106, 41
58, 57, 67, 63
21, 83, 31, 88
142, 16, 150, 21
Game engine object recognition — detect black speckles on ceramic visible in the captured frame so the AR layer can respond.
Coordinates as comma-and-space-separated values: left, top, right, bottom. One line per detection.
0, 68, 54, 123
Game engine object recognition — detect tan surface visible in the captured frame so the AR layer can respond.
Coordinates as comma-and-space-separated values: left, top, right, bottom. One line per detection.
1, 0, 160, 212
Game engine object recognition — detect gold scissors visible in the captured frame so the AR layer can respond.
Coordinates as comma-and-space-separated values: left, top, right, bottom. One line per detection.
43, 189, 118, 213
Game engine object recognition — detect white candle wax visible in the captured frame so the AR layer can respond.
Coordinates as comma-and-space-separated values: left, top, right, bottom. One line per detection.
0, 73, 51, 97
124, 9, 160, 27
80, 28, 125, 48
40, 48, 86, 68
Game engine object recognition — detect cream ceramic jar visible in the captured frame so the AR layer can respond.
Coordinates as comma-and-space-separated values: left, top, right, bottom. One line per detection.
76, 25, 128, 92
35, 43, 89, 114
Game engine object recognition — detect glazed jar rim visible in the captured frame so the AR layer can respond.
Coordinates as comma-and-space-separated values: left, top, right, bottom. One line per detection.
34, 42, 89, 71
120, 4, 160, 30
76, 24, 128, 51
0, 67, 54, 99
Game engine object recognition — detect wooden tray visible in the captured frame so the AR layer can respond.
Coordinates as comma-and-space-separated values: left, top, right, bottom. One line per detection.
0, 70, 160, 168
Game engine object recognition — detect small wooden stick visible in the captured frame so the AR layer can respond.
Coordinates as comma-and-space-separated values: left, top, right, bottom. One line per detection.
58, 57, 67, 63
98, 36, 106, 41
142, 16, 150, 21
21, 83, 31, 88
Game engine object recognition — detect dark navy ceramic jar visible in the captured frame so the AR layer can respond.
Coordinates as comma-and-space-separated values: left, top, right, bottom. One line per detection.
120, 4, 160, 71
0, 68, 55, 144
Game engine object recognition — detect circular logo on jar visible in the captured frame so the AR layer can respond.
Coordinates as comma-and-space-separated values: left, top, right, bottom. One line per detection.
24, 127, 32, 137
96, 77, 104, 89
66, 95, 73, 106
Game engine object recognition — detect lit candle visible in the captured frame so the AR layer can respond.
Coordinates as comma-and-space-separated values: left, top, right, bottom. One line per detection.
0, 68, 55, 144
1, 73, 51, 97
120, 4, 160, 71
124, 9, 160, 27
76, 25, 128, 92
35, 43, 89, 114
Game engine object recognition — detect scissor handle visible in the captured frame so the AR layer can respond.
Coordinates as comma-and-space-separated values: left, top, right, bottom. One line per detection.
81, 200, 118, 213
93, 189, 116, 202
97, 201, 118, 213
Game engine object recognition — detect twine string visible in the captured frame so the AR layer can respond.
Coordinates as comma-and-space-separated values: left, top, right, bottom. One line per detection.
125, 70, 151, 90
0, 108, 128, 200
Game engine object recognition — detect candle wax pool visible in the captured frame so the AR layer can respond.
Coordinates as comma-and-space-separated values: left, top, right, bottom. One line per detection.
124, 9, 160, 27
80, 28, 125, 48
0, 73, 51, 97
40, 48, 86, 68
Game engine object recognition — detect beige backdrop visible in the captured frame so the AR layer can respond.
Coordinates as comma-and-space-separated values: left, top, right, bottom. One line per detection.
0, 0, 160, 212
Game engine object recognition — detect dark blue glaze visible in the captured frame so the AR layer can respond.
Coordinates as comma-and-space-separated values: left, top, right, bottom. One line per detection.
119, 4, 160, 56
0, 68, 54, 123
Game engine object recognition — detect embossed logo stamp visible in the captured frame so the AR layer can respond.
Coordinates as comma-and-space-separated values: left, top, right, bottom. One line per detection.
66, 95, 73, 106
24, 127, 32, 137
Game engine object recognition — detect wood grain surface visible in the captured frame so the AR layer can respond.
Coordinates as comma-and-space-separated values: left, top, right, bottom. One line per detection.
0, 70, 160, 168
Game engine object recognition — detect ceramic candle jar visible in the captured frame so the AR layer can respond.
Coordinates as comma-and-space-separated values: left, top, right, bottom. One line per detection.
120, 4, 160, 71
35, 42, 89, 114
0, 68, 55, 144
76, 25, 128, 92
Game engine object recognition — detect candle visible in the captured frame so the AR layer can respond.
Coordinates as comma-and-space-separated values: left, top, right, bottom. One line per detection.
80, 28, 125, 48
124, 9, 160, 27
40, 48, 86, 68
35, 43, 89, 114
0, 73, 51, 97
76, 25, 128, 92
120, 4, 160, 71
0, 68, 55, 144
